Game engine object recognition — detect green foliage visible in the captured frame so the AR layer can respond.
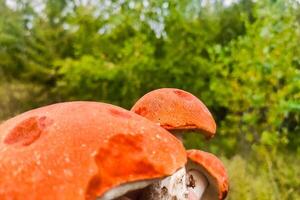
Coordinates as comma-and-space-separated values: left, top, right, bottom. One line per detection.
202, 0, 300, 155
0, 78, 46, 120
223, 151, 300, 200
0, 0, 299, 198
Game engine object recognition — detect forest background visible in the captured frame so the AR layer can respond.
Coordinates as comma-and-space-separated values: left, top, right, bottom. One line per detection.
0, 0, 299, 199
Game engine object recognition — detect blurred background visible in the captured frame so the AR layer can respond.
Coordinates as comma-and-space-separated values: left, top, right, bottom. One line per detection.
0, 0, 299, 199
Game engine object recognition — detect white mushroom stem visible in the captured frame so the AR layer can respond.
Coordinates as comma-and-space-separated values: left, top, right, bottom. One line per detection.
110, 168, 209, 200
187, 170, 208, 200
141, 167, 188, 199
140, 167, 209, 200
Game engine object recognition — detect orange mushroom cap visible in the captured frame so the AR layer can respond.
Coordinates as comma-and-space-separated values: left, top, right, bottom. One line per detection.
0, 102, 186, 200
131, 88, 216, 138
187, 150, 229, 200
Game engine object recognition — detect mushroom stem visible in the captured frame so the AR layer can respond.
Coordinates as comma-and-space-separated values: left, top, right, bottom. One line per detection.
187, 170, 208, 200
140, 167, 210, 200
113, 168, 209, 200
141, 167, 189, 200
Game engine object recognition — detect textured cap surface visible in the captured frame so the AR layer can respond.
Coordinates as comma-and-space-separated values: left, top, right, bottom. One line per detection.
187, 150, 229, 200
131, 88, 216, 138
0, 102, 186, 200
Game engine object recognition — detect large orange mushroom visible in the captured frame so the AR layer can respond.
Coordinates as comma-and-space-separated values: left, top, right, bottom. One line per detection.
0, 102, 187, 200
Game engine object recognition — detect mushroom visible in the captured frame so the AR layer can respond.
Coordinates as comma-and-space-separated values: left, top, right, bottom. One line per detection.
131, 88, 229, 199
0, 94, 228, 200
131, 88, 216, 140
0, 101, 187, 200
186, 150, 229, 200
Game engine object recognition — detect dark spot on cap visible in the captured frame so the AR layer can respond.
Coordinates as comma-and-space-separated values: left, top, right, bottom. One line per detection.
85, 134, 159, 199
4, 116, 53, 146
109, 108, 132, 119
85, 174, 101, 200
173, 90, 193, 100
134, 106, 148, 116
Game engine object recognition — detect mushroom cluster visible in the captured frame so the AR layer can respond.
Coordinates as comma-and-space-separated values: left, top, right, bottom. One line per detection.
0, 88, 228, 200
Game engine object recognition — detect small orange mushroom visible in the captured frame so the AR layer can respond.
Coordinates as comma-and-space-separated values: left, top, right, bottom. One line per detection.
131, 88, 229, 200
131, 88, 216, 139
186, 150, 229, 200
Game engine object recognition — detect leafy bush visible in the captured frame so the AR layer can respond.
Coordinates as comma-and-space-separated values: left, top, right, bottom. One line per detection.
200, 0, 300, 155
223, 150, 300, 200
